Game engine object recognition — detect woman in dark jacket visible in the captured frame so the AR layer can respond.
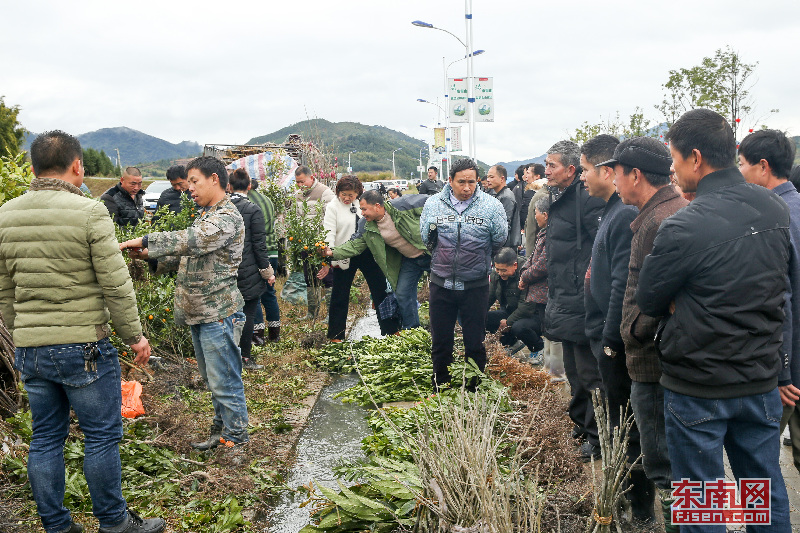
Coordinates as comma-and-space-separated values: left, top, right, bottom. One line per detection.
230, 169, 275, 369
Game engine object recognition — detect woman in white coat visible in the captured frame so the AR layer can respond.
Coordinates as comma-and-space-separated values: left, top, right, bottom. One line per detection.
317, 176, 400, 341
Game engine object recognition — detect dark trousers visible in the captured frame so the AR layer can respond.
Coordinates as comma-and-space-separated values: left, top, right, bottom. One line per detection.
327, 251, 400, 340
429, 283, 490, 388
562, 340, 601, 446
254, 258, 281, 325
630, 381, 672, 490
486, 309, 544, 352
590, 338, 640, 461
240, 298, 260, 360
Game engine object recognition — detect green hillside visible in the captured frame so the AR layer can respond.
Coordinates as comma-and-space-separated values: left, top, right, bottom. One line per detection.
247, 119, 429, 178
794, 136, 800, 166
24, 127, 201, 167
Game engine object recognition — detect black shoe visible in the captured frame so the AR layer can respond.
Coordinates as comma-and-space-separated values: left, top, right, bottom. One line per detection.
56, 523, 84, 533
242, 358, 264, 370
627, 469, 657, 523
252, 325, 266, 346
579, 441, 601, 462
191, 425, 222, 450
571, 425, 586, 443
98, 509, 165, 533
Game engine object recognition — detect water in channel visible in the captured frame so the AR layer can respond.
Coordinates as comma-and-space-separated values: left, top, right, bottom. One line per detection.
267, 309, 383, 532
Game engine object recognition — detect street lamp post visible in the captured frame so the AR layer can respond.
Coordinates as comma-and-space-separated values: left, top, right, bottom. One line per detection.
348, 150, 356, 172
412, 2, 479, 161
417, 98, 449, 177
391, 148, 402, 177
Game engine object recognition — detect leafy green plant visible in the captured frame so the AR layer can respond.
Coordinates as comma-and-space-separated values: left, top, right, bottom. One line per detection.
112, 195, 197, 360
0, 151, 33, 206
283, 191, 328, 273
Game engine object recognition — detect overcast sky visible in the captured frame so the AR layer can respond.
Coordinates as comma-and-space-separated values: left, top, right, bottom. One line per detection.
3, 0, 799, 165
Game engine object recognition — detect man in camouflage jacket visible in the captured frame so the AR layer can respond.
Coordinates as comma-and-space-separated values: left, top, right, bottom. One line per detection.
120, 156, 248, 450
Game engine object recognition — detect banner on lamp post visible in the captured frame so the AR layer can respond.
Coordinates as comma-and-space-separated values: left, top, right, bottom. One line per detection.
449, 77, 494, 124
450, 126, 463, 152
448, 78, 469, 124
474, 77, 493, 123
434, 128, 446, 152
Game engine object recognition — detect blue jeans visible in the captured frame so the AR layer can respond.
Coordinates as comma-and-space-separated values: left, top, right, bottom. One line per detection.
254, 257, 281, 326
190, 312, 249, 443
630, 381, 672, 490
15, 338, 127, 533
664, 388, 790, 532
394, 254, 430, 329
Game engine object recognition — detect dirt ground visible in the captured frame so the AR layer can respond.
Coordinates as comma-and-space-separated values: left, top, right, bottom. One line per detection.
1, 281, 657, 533
0, 277, 369, 532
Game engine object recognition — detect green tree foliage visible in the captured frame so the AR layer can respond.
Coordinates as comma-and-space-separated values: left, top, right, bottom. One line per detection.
656, 46, 774, 139
0, 151, 34, 206
0, 97, 26, 157
81, 147, 116, 176
569, 107, 658, 145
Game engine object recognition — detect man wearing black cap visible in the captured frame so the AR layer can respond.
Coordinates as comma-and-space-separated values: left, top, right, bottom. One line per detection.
637, 109, 791, 532
608, 136, 686, 532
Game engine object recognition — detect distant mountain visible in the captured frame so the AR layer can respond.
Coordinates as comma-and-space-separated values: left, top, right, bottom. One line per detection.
496, 154, 547, 176
23, 127, 201, 167
247, 119, 429, 178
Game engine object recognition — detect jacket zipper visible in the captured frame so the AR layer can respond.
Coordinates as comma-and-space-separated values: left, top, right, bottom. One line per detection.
452, 219, 462, 286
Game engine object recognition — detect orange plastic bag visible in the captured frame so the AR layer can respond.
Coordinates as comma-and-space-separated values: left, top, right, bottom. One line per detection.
121, 380, 145, 419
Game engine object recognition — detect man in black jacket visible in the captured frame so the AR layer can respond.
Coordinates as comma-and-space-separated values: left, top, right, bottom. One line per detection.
156, 165, 190, 214
543, 140, 606, 461
582, 135, 655, 520
637, 109, 791, 532
418, 166, 444, 195
229, 168, 275, 370
100, 166, 145, 226
486, 247, 540, 357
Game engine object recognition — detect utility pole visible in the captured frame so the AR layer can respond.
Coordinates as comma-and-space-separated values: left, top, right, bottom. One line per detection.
115, 148, 123, 175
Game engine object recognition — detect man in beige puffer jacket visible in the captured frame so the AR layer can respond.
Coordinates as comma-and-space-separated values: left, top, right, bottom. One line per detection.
0, 130, 163, 533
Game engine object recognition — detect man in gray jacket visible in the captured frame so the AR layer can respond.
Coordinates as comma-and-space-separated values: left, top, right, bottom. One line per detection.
486, 164, 520, 248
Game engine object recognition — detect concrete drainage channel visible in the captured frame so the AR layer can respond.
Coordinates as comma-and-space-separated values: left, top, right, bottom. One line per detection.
267, 309, 383, 532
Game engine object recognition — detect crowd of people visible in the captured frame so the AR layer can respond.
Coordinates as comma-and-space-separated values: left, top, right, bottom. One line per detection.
3, 108, 800, 532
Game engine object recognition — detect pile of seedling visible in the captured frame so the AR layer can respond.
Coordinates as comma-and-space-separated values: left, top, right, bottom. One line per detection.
301, 331, 639, 533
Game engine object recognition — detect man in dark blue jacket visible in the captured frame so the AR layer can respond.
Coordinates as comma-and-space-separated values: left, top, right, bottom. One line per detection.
738, 129, 800, 473
543, 140, 606, 460
638, 109, 791, 532
156, 165, 190, 215
583, 135, 656, 519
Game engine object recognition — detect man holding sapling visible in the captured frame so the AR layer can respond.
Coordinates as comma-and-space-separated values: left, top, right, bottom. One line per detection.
120, 156, 249, 453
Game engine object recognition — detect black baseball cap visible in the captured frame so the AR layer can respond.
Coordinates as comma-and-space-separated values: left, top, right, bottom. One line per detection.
598, 137, 672, 176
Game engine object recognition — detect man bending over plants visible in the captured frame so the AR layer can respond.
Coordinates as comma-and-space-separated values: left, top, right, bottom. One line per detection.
120, 156, 249, 452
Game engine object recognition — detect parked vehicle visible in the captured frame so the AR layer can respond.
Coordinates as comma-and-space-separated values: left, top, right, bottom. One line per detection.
143, 180, 172, 215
